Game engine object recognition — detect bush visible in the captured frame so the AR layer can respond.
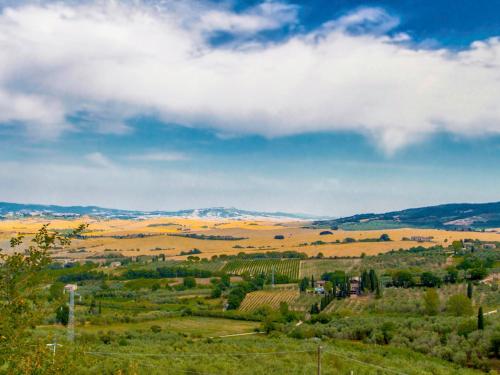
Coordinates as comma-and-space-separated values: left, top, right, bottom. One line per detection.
183, 277, 196, 289
423, 289, 440, 315
150, 325, 162, 333
446, 294, 473, 316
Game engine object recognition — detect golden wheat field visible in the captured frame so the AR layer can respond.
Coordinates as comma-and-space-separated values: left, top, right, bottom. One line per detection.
0, 217, 499, 260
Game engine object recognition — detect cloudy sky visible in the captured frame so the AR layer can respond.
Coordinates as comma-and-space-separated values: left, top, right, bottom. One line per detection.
1, 0, 500, 216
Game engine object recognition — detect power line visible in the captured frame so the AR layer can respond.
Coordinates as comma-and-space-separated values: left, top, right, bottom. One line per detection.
84, 349, 317, 358
85, 345, 410, 374
323, 349, 410, 375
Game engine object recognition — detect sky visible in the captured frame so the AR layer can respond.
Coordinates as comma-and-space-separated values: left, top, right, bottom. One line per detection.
1, 0, 500, 217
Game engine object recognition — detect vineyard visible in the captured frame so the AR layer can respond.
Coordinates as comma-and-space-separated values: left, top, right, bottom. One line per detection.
239, 289, 300, 312
222, 259, 300, 280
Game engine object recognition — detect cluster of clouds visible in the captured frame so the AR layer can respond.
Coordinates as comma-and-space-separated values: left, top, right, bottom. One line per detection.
1, 0, 500, 152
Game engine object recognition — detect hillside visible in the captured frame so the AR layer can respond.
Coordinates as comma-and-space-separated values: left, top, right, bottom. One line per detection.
313, 201, 500, 230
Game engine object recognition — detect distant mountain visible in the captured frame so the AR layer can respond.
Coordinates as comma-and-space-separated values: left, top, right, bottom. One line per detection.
313, 201, 500, 230
0, 202, 324, 221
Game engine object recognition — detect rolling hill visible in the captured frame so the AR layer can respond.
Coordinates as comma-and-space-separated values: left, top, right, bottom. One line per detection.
313, 201, 500, 230
0, 202, 322, 221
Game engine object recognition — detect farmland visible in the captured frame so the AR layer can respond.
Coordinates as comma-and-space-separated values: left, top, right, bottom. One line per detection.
222, 259, 301, 280
239, 289, 300, 312
1, 220, 500, 374
2, 217, 500, 261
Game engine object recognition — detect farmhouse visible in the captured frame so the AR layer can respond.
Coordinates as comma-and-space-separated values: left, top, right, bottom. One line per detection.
349, 277, 361, 295
482, 243, 496, 249
314, 280, 326, 294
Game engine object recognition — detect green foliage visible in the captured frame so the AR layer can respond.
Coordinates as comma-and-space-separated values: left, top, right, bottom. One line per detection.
423, 288, 440, 315
391, 270, 415, 288
299, 277, 309, 292
183, 277, 197, 289
150, 325, 162, 333
446, 294, 473, 316
477, 307, 484, 330
55, 304, 69, 325
0, 224, 85, 373
421, 272, 442, 287
467, 282, 473, 299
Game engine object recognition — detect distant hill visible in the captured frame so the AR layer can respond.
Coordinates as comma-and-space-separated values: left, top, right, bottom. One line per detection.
313, 201, 500, 230
0, 202, 324, 221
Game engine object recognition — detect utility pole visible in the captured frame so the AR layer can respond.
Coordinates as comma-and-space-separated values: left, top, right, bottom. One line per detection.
317, 345, 322, 375
68, 288, 75, 342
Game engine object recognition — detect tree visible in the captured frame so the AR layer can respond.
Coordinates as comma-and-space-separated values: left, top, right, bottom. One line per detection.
360, 270, 369, 292
467, 282, 473, 299
310, 275, 315, 288
477, 306, 484, 330
299, 277, 309, 292
56, 304, 70, 325
446, 294, 473, 316
421, 272, 442, 287
221, 274, 231, 288
211, 285, 222, 298
391, 270, 415, 288
369, 269, 378, 292
183, 276, 196, 289
469, 267, 488, 281
0, 224, 86, 372
451, 240, 463, 253
445, 267, 458, 284
423, 288, 440, 315
379, 233, 391, 241
310, 303, 320, 315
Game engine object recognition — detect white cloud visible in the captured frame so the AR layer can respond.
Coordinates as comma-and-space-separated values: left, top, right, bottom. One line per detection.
1, 1, 500, 152
128, 151, 189, 162
85, 152, 114, 168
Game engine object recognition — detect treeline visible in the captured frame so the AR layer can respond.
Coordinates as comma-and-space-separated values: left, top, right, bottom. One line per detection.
386, 252, 496, 288
58, 271, 106, 283
168, 233, 247, 241
212, 251, 308, 261
122, 266, 212, 279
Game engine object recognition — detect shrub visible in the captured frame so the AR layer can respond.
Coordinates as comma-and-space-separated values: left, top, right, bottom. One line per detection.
183, 277, 196, 289
150, 325, 162, 333
446, 294, 473, 316
423, 288, 440, 315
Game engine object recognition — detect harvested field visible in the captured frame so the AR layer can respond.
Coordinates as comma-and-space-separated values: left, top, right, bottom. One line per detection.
1, 218, 499, 260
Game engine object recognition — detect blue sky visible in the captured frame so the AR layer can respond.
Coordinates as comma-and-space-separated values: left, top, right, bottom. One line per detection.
1, 0, 500, 216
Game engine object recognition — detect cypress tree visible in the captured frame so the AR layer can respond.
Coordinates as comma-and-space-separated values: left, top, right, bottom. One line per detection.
310, 303, 320, 315
369, 269, 377, 292
467, 282, 473, 299
478, 306, 484, 330
360, 270, 368, 292
311, 275, 315, 289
